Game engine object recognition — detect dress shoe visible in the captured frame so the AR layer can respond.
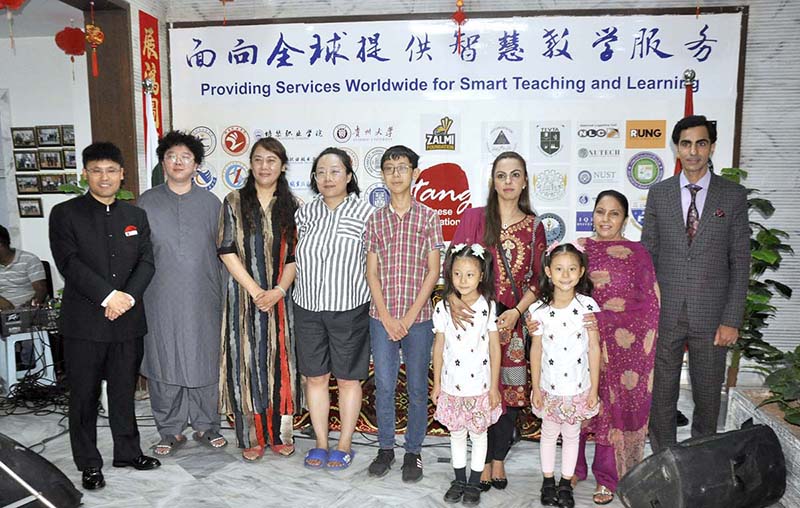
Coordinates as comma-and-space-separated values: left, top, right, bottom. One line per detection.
676, 410, 689, 427
491, 477, 508, 489
81, 467, 105, 490
112, 454, 161, 470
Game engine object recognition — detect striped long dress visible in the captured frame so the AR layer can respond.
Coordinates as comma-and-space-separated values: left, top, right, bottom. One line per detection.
217, 190, 300, 449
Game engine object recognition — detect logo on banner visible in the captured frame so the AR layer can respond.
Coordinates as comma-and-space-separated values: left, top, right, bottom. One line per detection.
222, 161, 248, 190
533, 169, 567, 201
412, 163, 471, 241
341, 147, 359, 174
578, 169, 618, 185
191, 126, 216, 157
333, 124, 352, 143
577, 148, 621, 160
625, 120, 667, 149
630, 198, 647, 230
364, 147, 385, 178
194, 162, 217, 190
539, 213, 566, 244
627, 152, 664, 189
425, 117, 456, 151
487, 126, 517, 156
577, 170, 592, 185
256, 128, 324, 141
577, 123, 620, 139
576, 211, 594, 232
367, 183, 391, 209
539, 127, 562, 156
578, 193, 591, 206
221, 126, 249, 156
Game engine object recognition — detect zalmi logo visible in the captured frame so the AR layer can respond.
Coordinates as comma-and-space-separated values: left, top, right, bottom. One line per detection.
425, 117, 456, 151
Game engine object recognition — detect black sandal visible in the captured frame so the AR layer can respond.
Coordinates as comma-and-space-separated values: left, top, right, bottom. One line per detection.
540, 477, 558, 506
557, 477, 575, 508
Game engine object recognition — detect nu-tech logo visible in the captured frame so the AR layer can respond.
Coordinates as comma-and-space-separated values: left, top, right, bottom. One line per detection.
625, 120, 667, 149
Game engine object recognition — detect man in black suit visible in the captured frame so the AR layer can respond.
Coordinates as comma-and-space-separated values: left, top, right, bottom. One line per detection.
49, 142, 160, 490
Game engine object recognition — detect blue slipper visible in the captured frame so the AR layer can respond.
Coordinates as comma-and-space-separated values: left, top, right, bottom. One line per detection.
304, 447, 328, 469
326, 448, 355, 470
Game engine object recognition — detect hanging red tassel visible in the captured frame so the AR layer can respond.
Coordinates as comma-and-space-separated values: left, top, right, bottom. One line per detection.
85, 2, 104, 78
1, 0, 28, 50
452, 0, 467, 55
220, 0, 233, 26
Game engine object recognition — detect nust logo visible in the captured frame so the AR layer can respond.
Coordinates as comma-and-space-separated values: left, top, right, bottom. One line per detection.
425, 117, 456, 151
626, 120, 666, 149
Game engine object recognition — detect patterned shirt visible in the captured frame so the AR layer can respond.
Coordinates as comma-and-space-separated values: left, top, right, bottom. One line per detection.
293, 193, 374, 312
365, 200, 444, 323
0, 249, 45, 306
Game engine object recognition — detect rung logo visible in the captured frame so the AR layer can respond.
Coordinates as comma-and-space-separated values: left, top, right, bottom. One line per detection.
625, 120, 666, 149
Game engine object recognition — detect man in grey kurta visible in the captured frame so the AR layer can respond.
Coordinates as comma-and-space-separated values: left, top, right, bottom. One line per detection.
138, 131, 226, 455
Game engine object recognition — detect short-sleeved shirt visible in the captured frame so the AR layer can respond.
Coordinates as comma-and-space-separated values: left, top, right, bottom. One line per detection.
293, 193, 374, 312
365, 200, 444, 323
0, 249, 45, 307
432, 296, 497, 397
530, 294, 599, 397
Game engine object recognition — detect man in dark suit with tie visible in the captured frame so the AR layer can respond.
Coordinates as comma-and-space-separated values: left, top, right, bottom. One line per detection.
49, 142, 160, 490
642, 115, 750, 452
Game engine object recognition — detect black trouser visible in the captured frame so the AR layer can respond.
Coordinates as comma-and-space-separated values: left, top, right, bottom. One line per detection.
64, 336, 143, 470
485, 406, 520, 464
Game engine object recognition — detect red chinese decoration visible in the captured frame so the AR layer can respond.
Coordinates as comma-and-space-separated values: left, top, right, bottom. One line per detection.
220, 0, 233, 26
0, 0, 28, 50
55, 26, 86, 60
452, 0, 467, 55
85, 1, 104, 77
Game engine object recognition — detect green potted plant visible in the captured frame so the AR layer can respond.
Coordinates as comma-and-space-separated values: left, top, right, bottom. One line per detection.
760, 346, 800, 425
721, 167, 792, 388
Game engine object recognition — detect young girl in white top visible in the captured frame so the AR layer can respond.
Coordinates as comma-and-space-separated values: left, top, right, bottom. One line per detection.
432, 243, 502, 507
527, 242, 600, 508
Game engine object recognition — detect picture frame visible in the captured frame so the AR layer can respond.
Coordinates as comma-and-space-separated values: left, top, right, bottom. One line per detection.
39, 174, 64, 193
35, 125, 61, 146
18, 198, 43, 218
63, 148, 77, 169
15, 175, 41, 194
14, 151, 39, 171
38, 149, 63, 170
60, 124, 75, 146
11, 127, 36, 148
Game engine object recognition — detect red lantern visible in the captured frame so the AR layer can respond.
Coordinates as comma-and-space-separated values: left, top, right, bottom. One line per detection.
0, 0, 28, 49
56, 27, 86, 60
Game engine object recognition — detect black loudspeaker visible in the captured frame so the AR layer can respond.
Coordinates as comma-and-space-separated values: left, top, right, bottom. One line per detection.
0, 433, 82, 507
617, 420, 785, 508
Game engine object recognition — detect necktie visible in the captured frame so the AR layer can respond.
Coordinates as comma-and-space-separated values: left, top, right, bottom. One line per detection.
686, 184, 701, 244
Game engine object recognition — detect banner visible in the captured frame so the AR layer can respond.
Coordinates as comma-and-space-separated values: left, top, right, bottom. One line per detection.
140, 10, 163, 141
170, 12, 743, 242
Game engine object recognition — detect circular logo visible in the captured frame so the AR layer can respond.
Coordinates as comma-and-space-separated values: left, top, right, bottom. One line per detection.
539, 212, 566, 244
194, 162, 217, 190
191, 126, 217, 157
221, 126, 250, 157
222, 161, 248, 190
578, 148, 589, 159
341, 147, 359, 174
533, 169, 567, 201
578, 193, 590, 206
487, 126, 517, 157
366, 183, 391, 209
364, 147, 386, 178
577, 170, 592, 185
332, 124, 352, 143
252, 129, 265, 141
627, 152, 664, 189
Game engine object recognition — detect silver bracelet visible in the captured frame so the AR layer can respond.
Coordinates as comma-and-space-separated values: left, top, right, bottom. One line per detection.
274, 285, 287, 297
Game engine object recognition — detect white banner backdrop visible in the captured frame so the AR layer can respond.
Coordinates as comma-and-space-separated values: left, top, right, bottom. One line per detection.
170, 12, 742, 242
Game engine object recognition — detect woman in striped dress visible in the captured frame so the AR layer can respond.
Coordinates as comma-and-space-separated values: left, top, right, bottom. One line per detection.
217, 137, 301, 461
294, 147, 374, 470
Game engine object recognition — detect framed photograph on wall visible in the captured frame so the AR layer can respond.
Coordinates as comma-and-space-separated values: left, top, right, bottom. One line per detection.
40, 174, 64, 193
14, 151, 39, 171
61, 125, 75, 146
15, 175, 41, 194
38, 149, 63, 169
18, 198, 43, 218
63, 148, 77, 169
36, 125, 61, 146
11, 127, 36, 148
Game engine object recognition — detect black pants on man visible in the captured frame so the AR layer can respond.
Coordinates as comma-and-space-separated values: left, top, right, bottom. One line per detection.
64, 337, 144, 470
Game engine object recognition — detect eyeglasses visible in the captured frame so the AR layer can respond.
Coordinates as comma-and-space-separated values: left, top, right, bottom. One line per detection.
165, 154, 195, 164
382, 165, 412, 176
86, 167, 122, 176
314, 169, 345, 181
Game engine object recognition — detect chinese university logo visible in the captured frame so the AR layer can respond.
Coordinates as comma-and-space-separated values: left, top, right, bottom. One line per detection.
333, 124, 352, 143
222, 161, 248, 190
425, 117, 456, 151
539, 213, 566, 243
627, 152, 664, 189
364, 147, 385, 178
539, 127, 561, 156
367, 183, 390, 209
221, 126, 250, 157
191, 126, 216, 157
194, 162, 217, 190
